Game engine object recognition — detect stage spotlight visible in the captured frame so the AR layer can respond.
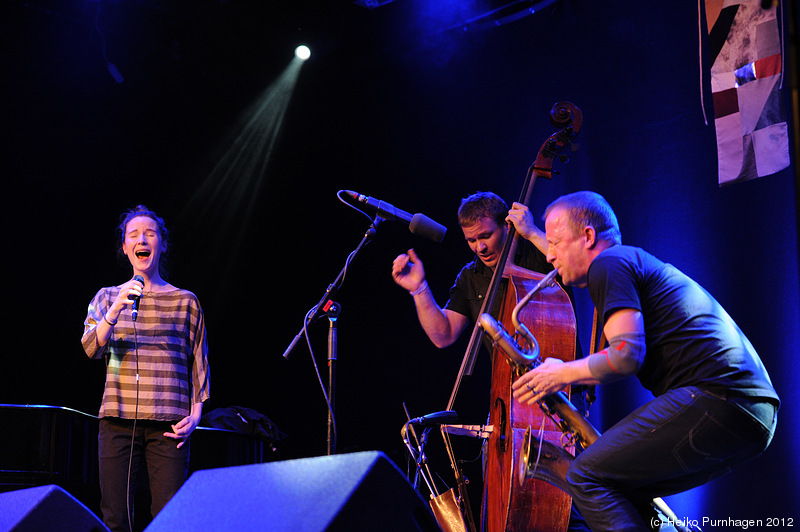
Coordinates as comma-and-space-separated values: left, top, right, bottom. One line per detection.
294, 45, 311, 61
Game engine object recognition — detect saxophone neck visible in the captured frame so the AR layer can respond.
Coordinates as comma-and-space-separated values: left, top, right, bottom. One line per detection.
511, 268, 559, 330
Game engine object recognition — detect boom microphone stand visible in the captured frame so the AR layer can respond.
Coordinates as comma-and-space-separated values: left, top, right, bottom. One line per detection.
281, 216, 383, 455
281, 189, 447, 456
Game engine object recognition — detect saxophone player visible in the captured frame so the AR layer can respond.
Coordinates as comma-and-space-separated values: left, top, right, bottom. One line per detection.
512, 191, 779, 531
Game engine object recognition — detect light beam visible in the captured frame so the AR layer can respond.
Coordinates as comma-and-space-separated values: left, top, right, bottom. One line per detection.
177, 54, 307, 293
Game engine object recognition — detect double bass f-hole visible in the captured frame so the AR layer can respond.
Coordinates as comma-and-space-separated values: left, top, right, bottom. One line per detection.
494, 397, 507, 452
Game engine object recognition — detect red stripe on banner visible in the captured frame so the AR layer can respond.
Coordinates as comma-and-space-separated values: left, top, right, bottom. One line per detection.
754, 53, 782, 78
712, 88, 739, 118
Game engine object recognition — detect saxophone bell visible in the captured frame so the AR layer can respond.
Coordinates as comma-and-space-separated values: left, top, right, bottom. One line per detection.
517, 423, 575, 491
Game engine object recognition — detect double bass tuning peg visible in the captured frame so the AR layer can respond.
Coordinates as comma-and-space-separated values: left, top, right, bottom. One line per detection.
556, 139, 580, 162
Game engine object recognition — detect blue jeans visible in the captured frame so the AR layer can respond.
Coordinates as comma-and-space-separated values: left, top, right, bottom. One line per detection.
98, 418, 190, 532
566, 387, 777, 531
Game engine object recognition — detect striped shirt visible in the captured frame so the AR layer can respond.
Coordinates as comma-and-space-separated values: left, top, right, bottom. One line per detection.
82, 286, 210, 421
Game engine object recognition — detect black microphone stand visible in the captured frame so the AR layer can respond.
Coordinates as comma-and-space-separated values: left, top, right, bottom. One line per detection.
325, 301, 340, 456
281, 216, 383, 456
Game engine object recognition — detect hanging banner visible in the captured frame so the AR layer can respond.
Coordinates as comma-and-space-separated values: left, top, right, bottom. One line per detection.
706, 0, 790, 185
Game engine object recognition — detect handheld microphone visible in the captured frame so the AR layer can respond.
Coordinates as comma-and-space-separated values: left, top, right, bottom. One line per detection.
131, 275, 144, 322
344, 190, 447, 243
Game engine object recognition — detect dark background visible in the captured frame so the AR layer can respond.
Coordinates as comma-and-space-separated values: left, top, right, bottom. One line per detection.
3, 0, 798, 528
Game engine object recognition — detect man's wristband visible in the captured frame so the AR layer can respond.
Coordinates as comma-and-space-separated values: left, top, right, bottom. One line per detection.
103, 314, 118, 326
409, 281, 429, 297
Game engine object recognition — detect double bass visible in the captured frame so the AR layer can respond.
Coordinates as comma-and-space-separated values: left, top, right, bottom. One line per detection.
441, 102, 583, 532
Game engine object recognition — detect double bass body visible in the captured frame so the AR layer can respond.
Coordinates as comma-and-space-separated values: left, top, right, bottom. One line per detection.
437, 102, 584, 532
482, 268, 577, 532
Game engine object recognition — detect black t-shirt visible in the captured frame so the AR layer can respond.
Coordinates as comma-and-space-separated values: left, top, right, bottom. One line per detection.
444, 239, 554, 322
588, 245, 779, 404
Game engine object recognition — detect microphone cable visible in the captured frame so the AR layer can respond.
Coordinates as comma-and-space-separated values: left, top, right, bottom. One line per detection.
301, 304, 338, 454
125, 309, 141, 532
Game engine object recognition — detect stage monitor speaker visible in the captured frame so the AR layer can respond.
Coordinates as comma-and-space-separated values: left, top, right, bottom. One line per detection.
0, 484, 109, 532
145, 450, 440, 531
